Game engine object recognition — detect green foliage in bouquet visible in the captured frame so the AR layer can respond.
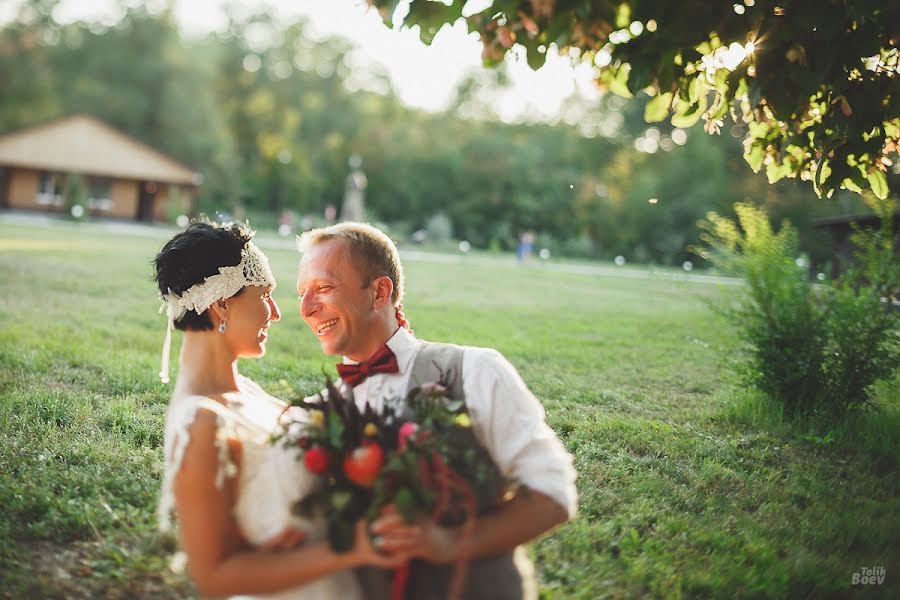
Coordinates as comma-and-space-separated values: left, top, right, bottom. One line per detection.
280, 378, 382, 552
368, 381, 506, 528
697, 201, 899, 417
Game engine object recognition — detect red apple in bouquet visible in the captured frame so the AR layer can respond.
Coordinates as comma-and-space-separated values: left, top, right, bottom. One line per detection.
304, 446, 331, 474
343, 442, 384, 487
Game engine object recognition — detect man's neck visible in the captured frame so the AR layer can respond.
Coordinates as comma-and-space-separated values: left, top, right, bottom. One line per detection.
345, 322, 401, 363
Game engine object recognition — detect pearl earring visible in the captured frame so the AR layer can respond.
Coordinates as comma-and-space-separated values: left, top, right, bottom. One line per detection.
218, 318, 227, 333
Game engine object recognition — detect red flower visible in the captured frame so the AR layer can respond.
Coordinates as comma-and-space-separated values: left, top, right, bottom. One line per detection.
304, 446, 331, 474
343, 443, 384, 487
398, 422, 419, 450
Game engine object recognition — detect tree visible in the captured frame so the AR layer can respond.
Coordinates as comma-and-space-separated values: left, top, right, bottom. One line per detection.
367, 0, 899, 199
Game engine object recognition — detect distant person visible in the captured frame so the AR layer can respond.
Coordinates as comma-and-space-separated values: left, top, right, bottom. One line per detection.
153, 221, 405, 599
279, 208, 295, 229
279, 209, 295, 237
296, 222, 577, 600
516, 231, 535, 263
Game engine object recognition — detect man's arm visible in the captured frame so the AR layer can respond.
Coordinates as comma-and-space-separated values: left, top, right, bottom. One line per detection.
374, 487, 567, 563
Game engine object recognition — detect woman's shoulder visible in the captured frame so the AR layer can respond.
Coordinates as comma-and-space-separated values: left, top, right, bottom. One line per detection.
237, 375, 289, 408
166, 393, 234, 426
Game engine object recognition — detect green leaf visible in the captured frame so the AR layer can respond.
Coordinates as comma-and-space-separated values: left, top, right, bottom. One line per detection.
671, 96, 706, 128
527, 48, 546, 70
615, 3, 631, 29
689, 76, 703, 104
444, 399, 464, 412
744, 143, 765, 172
328, 518, 354, 553
867, 169, 889, 200
603, 64, 633, 98
327, 411, 345, 446
708, 93, 729, 121
813, 160, 833, 197
394, 487, 416, 522
330, 490, 352, 511
373, 0, 403, 27
732, 73, 748, 100
406, 1, 465, 45
645, 92, 673, 122
842, 177, 863, 193
885, 120, 900, 139
627, 61, 654, 93
766, 159, 790, 184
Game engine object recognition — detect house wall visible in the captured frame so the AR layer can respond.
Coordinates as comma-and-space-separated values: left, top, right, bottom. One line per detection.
2, 167, 192, 221
0, 167, 8, 208
152, 184, 194, 222
6, 169, 50, 211
108, 179, 139, 219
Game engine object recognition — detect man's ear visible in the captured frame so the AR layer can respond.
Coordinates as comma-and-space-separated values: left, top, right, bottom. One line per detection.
371, 275, 394, 310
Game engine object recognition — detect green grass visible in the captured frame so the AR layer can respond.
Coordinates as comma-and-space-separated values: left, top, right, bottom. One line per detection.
1, 219, 897, 599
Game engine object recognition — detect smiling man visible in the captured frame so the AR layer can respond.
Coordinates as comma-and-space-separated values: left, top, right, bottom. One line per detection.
296, 222, 577, 600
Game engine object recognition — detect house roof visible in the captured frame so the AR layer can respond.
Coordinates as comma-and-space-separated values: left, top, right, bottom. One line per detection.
0, 114, 201, 185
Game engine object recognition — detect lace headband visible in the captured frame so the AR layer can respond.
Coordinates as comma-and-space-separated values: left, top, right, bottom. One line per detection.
158, 241, 276, 383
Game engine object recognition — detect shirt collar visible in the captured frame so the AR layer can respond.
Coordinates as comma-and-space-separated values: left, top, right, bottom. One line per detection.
341, 327, 419, 373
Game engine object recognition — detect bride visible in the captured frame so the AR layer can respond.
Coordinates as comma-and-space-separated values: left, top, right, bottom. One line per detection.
153, 221, 405, 598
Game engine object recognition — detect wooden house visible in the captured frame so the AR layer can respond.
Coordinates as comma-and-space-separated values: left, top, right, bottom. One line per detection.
0, 114, 201, 221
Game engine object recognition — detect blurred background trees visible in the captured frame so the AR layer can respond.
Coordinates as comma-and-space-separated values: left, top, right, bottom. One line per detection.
2, 0, 894, 267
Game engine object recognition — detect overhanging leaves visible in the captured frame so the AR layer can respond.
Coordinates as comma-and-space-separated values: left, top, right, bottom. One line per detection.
368, 0, 900, 199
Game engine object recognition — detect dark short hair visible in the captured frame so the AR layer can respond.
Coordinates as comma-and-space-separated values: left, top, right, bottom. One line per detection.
154, 220, 254, 331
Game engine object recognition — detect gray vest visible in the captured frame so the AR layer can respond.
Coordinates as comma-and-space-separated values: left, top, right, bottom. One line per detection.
357, 340, 536, 600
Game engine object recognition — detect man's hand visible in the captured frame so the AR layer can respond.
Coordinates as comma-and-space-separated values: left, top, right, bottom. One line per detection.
370, 506, 459, 565
351, 519, 412, 569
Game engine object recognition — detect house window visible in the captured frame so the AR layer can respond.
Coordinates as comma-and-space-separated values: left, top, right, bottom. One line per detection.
36, 171, 64, 206
87, 177, 113, 211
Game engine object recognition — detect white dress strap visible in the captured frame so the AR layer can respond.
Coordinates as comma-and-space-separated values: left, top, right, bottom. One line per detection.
157, 395, 259, 532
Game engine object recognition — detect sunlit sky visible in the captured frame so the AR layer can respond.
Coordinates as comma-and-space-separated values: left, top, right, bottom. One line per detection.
4, 0, 601, 121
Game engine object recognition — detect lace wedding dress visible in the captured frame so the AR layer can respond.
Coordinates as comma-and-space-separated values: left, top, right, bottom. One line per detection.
158, 375, 361, 600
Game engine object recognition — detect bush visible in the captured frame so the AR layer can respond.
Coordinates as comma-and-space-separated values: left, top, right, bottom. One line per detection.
697, 201, 899, 417
561, 233, 597, 259
63, 173, 87, 220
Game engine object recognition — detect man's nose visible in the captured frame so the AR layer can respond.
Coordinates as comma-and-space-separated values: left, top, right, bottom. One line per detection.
299, 291, 318, 318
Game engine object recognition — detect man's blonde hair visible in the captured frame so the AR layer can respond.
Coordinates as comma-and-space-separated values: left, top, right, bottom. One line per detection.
297, 222, 405, 306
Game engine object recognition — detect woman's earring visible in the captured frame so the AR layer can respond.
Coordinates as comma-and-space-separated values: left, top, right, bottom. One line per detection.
218, 318, 227, 333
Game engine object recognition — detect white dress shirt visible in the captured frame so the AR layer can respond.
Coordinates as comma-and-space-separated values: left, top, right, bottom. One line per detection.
341, 327, 577, 518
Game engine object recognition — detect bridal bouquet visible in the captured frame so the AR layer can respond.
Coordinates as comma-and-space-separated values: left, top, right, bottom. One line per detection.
278, 371, 506, 595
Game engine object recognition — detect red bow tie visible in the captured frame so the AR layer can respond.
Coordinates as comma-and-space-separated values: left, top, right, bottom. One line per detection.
336, 344, 399, 387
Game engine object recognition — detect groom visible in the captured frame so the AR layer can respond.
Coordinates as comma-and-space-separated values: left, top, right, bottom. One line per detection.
295, 222, 577, 600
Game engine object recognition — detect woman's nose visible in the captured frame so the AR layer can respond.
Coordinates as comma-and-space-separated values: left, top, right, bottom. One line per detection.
268, 297, 282, 321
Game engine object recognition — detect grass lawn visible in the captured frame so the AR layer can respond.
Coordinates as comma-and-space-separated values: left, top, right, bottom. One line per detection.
1, 218, 897, 599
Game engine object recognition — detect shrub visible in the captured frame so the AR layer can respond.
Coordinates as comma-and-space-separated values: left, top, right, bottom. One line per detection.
561, 233, 597, 259
697, 201, 899, 417
63, 173, 87, 220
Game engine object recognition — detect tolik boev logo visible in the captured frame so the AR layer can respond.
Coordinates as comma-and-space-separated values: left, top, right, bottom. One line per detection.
851, 566, 885, 586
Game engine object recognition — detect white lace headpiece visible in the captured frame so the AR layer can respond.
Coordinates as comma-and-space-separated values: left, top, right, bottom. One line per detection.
158, 241, 276, 383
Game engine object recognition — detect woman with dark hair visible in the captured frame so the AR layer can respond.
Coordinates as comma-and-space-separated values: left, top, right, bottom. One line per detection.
153, 221, 402, 599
